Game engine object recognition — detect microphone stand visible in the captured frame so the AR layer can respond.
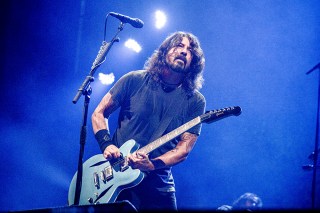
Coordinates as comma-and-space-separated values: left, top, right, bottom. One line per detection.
71, 22, 123, 205
305, 62, 320, 209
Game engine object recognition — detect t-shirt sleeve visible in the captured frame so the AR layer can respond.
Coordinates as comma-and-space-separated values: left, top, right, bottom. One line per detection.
109, 71, 141, 105
187, 92, 206, 136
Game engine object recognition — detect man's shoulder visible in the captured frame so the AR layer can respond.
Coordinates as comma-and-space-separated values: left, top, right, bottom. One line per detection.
125, 70, 147, 78
118, 70, 148, 85
191, 89, 206, 103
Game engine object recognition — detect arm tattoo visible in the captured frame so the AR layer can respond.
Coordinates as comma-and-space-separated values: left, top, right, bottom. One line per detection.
180, 132, 197, 152
101, 95, 118, 118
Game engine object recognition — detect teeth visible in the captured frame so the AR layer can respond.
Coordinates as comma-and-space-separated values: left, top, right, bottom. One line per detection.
176, 60, 184, 65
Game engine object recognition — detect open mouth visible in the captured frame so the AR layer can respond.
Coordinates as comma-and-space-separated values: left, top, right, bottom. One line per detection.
174, 56, 186, 65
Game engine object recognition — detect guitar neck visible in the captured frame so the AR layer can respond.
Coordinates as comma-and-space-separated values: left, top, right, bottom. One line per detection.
139, 116, 202, 154
137, 106, 242, 155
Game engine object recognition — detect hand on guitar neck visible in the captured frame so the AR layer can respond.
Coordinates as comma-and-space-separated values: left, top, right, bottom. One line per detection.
127, 151, 157, 171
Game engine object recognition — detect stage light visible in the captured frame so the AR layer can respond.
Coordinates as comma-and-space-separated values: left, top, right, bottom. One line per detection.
155, 10, 166, 29
124, 39, 142, 53
98, 72, 115, 85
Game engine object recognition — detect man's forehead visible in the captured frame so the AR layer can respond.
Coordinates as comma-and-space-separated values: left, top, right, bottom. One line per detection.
181, 37, 190, 44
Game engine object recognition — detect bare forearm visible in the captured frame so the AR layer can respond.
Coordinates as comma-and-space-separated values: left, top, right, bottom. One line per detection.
92, 111, 107, 132
130, 132, 198, 171
155, 132, 198, 167
91, 92, 117, 133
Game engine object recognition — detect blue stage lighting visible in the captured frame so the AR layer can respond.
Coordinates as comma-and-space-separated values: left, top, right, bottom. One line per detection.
124, 39, 142, 53
155, 10, 166, 29
98, 72, 115, 85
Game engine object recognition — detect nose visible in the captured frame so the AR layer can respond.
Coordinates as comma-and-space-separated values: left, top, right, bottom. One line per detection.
180, 51, 187, 56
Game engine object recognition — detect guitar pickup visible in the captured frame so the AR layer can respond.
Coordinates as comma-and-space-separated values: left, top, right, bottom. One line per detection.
104, 166, 113, 181
120, 157, 129, 172
99, 170, 106, 182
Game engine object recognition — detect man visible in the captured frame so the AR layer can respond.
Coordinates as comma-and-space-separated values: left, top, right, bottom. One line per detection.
217, 192, 263, 211
91, 31, 206, 210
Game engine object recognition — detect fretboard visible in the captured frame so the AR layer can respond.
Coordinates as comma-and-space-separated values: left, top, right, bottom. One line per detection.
138, 116, 201, 154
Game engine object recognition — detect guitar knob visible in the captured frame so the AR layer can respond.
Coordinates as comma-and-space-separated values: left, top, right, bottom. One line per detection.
88, 197, 93, 204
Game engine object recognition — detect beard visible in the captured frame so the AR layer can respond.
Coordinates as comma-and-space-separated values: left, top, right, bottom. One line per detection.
166, 57, 189, 74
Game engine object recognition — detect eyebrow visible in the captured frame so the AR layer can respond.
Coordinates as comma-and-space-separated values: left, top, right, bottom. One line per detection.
178, 42, 192, 50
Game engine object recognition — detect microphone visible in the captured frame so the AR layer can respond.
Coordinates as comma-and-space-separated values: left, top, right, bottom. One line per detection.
109, 12, 144, 28
306, 62, 320, 75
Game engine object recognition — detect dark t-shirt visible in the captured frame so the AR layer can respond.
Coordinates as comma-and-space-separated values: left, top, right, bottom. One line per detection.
109, 70, 206, 191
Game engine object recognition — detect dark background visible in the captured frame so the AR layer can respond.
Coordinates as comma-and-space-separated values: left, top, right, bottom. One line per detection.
1, 0, 320, 211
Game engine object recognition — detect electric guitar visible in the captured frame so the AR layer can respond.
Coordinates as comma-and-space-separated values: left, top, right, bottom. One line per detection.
68, 106, 242, 205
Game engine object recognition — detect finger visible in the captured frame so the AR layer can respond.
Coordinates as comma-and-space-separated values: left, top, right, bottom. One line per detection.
127, 154, 134, 162
111, 151, 121, 159
136, 152, 149, 160
107, 146, 120, 158
128, 153, 138, 160
137, 152, 148, 159
128, 155, 138, 165
104, 152, 111, 160
135, 152, 144, 159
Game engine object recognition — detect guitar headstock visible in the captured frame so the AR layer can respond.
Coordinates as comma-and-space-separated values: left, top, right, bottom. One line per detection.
200, 106, 242, 124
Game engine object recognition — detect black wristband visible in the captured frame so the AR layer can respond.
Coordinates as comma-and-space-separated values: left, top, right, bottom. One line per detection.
150, 159, 166, 170
94, 129, 114, 153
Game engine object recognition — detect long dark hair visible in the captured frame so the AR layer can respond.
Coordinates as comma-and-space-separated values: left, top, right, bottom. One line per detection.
144, 31, 205, 94
232, 192, 263, 210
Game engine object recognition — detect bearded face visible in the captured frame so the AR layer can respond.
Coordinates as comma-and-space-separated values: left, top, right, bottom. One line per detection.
165, 37, 193, 74
166, 54, 187, 73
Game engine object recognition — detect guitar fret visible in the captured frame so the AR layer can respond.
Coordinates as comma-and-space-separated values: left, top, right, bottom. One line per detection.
139, 117, 201, 154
